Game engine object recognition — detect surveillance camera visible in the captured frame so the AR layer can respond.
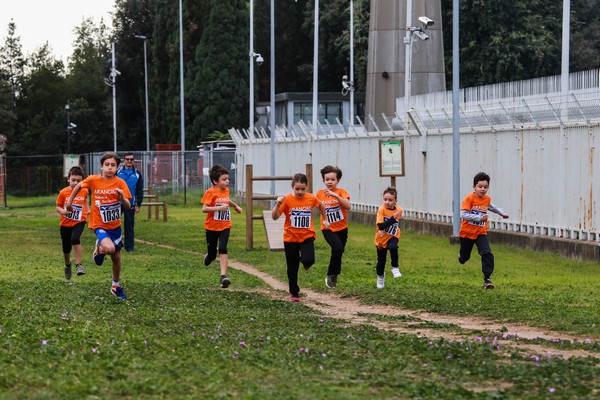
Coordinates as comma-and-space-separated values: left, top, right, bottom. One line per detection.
418, 16, 434, 27
414, 30, 429, 41
69, 123, 77, 128
111, 68, 121, 77
342, 80, 351, 90
255, 55, 264, 66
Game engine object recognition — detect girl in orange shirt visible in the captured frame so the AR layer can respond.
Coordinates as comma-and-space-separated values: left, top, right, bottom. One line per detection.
201, 164, 243, 288
272, 173, 329, 302
56, 166, 89, 280
374, 187, 403, 289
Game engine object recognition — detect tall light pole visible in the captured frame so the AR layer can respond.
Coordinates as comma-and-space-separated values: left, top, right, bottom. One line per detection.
111, 42, 118, 152
349, 0, 354, 128
312, 0, 319, 134
65, 101, 71, 153
270, 0, 275, 196
135, 35, 150, 152
452, 0, 460, 237
179, 0, 186, 202
249, 0, 264, 138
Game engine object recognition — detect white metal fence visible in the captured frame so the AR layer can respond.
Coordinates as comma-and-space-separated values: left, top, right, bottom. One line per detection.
230, 70, 600, 242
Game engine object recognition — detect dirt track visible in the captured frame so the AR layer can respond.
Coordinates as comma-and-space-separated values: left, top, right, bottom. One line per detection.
139, 239, 599, 360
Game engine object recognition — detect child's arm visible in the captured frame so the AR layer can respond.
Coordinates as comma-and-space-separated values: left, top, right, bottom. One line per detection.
229, 200, 243, 214
460, 209, 488, 222
318, 202, 330, 230
489, 203, 509, 219
271, 196, 284, 220
324, 189, 351, 210
202, 203, 229, 213
65, 182, 83, 211
116, 188, 131, 210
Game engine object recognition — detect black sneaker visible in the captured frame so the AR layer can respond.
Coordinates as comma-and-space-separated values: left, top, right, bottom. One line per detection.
220, 275, 231, 289
203, 254, 213, 266
325, 275, 336, 289
64, 263, 72, 280
483, 279, 495, 289
458, 254, 466, 264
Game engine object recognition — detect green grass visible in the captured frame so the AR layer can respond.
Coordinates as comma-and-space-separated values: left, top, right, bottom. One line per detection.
0, 199, 599, 399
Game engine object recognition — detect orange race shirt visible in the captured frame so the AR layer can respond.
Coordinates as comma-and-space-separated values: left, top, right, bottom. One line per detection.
278, 193, 321, 243
373, 204, 402, 248
201, 187, 233, 231
81, 175, 131, 230
459, 192, 491, 239
57, 186, 88, 227
316, 188, 349, 232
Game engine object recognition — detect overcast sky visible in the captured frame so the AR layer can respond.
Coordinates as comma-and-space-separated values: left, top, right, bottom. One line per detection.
1, 0, 115, 62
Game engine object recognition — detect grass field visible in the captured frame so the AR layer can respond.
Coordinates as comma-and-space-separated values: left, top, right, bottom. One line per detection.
0, 196, 598, 399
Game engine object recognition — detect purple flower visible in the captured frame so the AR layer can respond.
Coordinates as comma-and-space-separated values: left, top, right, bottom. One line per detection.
239, 341, 247, 347
92, 348, 98, 353
41, 340, 48, 345
549, 388, 555, 393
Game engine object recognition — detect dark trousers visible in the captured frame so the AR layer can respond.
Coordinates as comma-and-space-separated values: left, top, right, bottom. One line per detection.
322, 228, 348, 276
60, 222, 86, 254
283, 238, 315, 296
375, 237, 398, 276
122, 206, 135, 252
459, 235, 494, 280
205, 228, 230, 264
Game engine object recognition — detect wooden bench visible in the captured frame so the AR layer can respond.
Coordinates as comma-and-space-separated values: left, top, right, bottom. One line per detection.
140, 201, 168, 222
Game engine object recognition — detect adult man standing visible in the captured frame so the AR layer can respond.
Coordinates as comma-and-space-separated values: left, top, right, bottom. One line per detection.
117, 152, 144, 252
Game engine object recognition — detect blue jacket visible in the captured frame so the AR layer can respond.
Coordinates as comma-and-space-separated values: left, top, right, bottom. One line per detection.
116, 166, 144, 207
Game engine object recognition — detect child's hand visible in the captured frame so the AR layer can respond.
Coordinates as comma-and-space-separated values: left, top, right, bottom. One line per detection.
276, 196, 284, 204
480, 214, 488, 222
65, 202, 72, 212
115, 188, 124, 201
234, 205, 243, 213
502, 213, 509, 219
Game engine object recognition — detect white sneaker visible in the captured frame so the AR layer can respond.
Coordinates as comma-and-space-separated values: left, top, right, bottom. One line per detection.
376, 275, 385, 289
391, 268, 402, 278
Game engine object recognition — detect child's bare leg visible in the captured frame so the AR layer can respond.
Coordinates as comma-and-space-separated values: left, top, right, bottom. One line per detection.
73, 244, 83, 265
219, 253, 228, 276
111, 251, 122, 282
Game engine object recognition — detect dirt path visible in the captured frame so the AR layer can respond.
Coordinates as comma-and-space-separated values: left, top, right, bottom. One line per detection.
138, 240, 599, 359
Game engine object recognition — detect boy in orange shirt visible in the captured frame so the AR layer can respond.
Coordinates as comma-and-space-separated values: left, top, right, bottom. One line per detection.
56, 166, 89, 280
66, 152, 131, 299
458, 172, 509, 289
201, 164, 243, 288
272, 173, 329, 302
374, 187, 403, 289
316, 165, 351, 289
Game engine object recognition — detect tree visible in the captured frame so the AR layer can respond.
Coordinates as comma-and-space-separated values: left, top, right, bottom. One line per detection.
188, 0, 248, 146
65, 17, 113, 153
0, 20, 26, 107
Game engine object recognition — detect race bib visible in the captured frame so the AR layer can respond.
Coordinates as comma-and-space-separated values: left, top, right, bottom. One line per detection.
214, 203, 231, 221
468, 210, 486, 227
325, 205, 344, 224
65, 204, 83, 221
291, 209, 312, 228
99, 203, 121, 223
384, 222, 398, 236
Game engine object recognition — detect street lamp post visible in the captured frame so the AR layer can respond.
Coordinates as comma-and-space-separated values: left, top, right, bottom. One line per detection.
65, 101, 71, 153
135, 35, 150, 152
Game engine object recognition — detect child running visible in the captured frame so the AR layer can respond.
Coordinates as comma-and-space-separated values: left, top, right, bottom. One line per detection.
56, 166, 89, 280
272, 173, 329, 302
66, 152, 131, 299
316, 165, 351, 289
201, 164, 243, 288
458, 171, 509, 289
374, 186, 403, 289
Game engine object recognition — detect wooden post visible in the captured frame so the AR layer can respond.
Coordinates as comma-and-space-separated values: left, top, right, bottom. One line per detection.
306, 163, 313, 193
246, 164, 254, 250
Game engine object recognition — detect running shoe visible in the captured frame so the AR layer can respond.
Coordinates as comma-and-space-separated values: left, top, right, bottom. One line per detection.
111, 285, 127, 300
93, 240, 105, 266
64, 263, 72, 280
75, 264, 86, 276
483, 279, 495, 290
391, 268, 402, 278
220, 275, 231, 289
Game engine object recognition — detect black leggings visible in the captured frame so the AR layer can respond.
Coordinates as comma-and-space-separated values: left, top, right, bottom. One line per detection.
322, 228, 348, 276
204, 228, 230, 264
376, 237, 398, 276
60, 222, 86, 254
283, 238, 315, 296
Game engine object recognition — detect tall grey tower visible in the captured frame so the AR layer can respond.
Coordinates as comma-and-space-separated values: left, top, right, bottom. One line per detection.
365, 0, 445, 130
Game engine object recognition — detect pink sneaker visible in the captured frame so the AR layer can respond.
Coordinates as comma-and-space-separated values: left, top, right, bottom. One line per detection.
289, 295, 300, 302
